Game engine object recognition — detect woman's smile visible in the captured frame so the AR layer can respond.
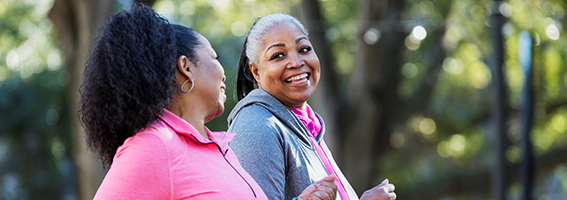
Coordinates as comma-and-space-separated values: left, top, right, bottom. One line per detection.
284, 72, 310, 85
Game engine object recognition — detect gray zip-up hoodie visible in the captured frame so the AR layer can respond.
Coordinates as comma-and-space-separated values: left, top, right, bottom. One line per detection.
228, 89, 358, 200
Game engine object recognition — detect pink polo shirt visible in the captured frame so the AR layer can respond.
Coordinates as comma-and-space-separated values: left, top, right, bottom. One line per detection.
94, 109, 268, 200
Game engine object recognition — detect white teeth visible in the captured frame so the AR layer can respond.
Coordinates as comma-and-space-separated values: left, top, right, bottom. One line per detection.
290, 79, 307, 84
221, 88, 225, 94
286, 73, 308, 82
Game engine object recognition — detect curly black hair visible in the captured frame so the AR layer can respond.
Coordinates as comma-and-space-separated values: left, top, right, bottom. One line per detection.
79, 4, 200, 168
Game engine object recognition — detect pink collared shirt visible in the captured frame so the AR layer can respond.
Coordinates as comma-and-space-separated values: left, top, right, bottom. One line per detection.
94, 109, 268, 200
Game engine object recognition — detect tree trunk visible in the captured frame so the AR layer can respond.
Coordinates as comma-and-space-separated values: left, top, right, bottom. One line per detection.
300, 0, 341, 155
340, 0, 406, 192
48, 0, 155, 199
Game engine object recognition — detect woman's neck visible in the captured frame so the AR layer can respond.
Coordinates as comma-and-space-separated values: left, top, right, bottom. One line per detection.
167, 99, 209, 140
287, 102, 307, 111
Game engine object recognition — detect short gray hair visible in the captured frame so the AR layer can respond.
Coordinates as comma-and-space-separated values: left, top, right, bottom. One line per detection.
245, 14, 309, 64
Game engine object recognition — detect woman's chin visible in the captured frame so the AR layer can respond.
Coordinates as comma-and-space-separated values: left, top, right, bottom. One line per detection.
291, 91, 314, 102
204, 107, 224, 123
215, 107, 225, 118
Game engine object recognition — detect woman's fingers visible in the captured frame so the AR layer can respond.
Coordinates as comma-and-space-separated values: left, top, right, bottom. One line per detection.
388, 191, 397, 200
314, 174, 337, 200
315, 174, 336, 184
298, 174, 337, 200
359, 180, 396, 200
383, 183, 395, 193
315, 182, 337, 200
377, 178, 388, 187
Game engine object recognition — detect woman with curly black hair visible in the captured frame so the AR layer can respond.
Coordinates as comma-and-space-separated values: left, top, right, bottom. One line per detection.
80, 4, 337, 200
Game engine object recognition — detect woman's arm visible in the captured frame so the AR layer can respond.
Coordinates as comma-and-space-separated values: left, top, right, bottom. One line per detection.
229, 105, 287, 200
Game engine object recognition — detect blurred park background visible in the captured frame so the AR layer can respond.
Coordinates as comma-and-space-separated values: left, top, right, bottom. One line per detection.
1, 0, 566, 199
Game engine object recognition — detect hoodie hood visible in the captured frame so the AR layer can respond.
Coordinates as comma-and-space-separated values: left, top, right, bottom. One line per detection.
227, 89, 325, 146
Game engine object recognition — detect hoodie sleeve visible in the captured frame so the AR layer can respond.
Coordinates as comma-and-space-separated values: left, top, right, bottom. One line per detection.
228, 104, 287, 200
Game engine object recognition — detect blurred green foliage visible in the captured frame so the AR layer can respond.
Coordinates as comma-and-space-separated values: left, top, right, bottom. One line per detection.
1, 0, 566, 199
0, 0, 75, 199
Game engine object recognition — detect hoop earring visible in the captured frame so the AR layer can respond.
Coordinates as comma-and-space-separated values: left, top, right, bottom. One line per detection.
180, 78, 194, 93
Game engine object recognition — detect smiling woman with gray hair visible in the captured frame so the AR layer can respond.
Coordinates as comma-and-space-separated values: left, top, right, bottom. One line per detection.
229, 13, 397, 200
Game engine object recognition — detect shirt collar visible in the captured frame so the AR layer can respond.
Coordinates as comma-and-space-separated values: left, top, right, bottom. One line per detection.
158, 108, 235, 149
289, 104, 322, 138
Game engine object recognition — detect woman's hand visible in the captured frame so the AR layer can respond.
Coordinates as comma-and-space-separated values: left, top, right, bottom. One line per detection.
359, 179, 396, 200
297, 174, 337, 200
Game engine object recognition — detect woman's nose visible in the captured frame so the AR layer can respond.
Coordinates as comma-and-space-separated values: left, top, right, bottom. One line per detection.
222, 75, 226, 82
287, 53, 304, 69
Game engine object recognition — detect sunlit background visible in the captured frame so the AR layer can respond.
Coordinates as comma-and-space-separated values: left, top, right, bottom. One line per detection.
0, 0, 566, 199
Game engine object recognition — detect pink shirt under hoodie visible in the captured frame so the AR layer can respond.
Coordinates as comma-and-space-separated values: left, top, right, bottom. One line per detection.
290, 105, 350, 200
93, 109, 268, 200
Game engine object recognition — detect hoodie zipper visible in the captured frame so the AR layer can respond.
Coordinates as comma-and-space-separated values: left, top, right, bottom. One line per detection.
191, 135, 257, 198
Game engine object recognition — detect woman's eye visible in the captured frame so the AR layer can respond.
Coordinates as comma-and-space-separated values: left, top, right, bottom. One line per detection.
299, 46, 312, 53
270, 52, 285, 60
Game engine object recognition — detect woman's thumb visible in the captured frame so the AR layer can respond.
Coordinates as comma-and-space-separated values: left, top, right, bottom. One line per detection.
316, 174, 337, 184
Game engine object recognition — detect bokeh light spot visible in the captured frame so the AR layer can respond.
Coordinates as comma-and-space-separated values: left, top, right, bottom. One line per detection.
251, 2, 268, 18
402, 63, 418, 79
231, 21, 247, 37
46, 109, 59, 126
154, 0, 175, 20
469, 61, 491, 89
445, 26, 462, 43
6, 50, 20, 69
419, 118, 436, 135
437, 141, 450, 158
50, 137, 65, 160
179, 1, 195, 15
207, 0, 230, 12
405, 35, 421, 50
442, 57, 464, 74
449, 134, 466, 152
412, 26, 427, 40
501, 23, 514, 36
546, 24, 560, 40
499, 3, 512, 18
390, 132, 405, 148
551, 114, 567, 133
543, 17, 555, 28
506, 146, 520, 163
325, 27, 340, 41
47, 50, 61, 71
363, 28, 381, 45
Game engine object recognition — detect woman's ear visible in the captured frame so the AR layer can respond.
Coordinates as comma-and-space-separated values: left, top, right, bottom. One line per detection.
177, 55, 195, 81
249, 62, 260, 82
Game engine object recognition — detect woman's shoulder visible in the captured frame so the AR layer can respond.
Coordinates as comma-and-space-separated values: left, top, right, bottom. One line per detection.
117, 128, 169, 158
137, 119, 177, 142
116, 119, 180, 157
231, 103, 281, 123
